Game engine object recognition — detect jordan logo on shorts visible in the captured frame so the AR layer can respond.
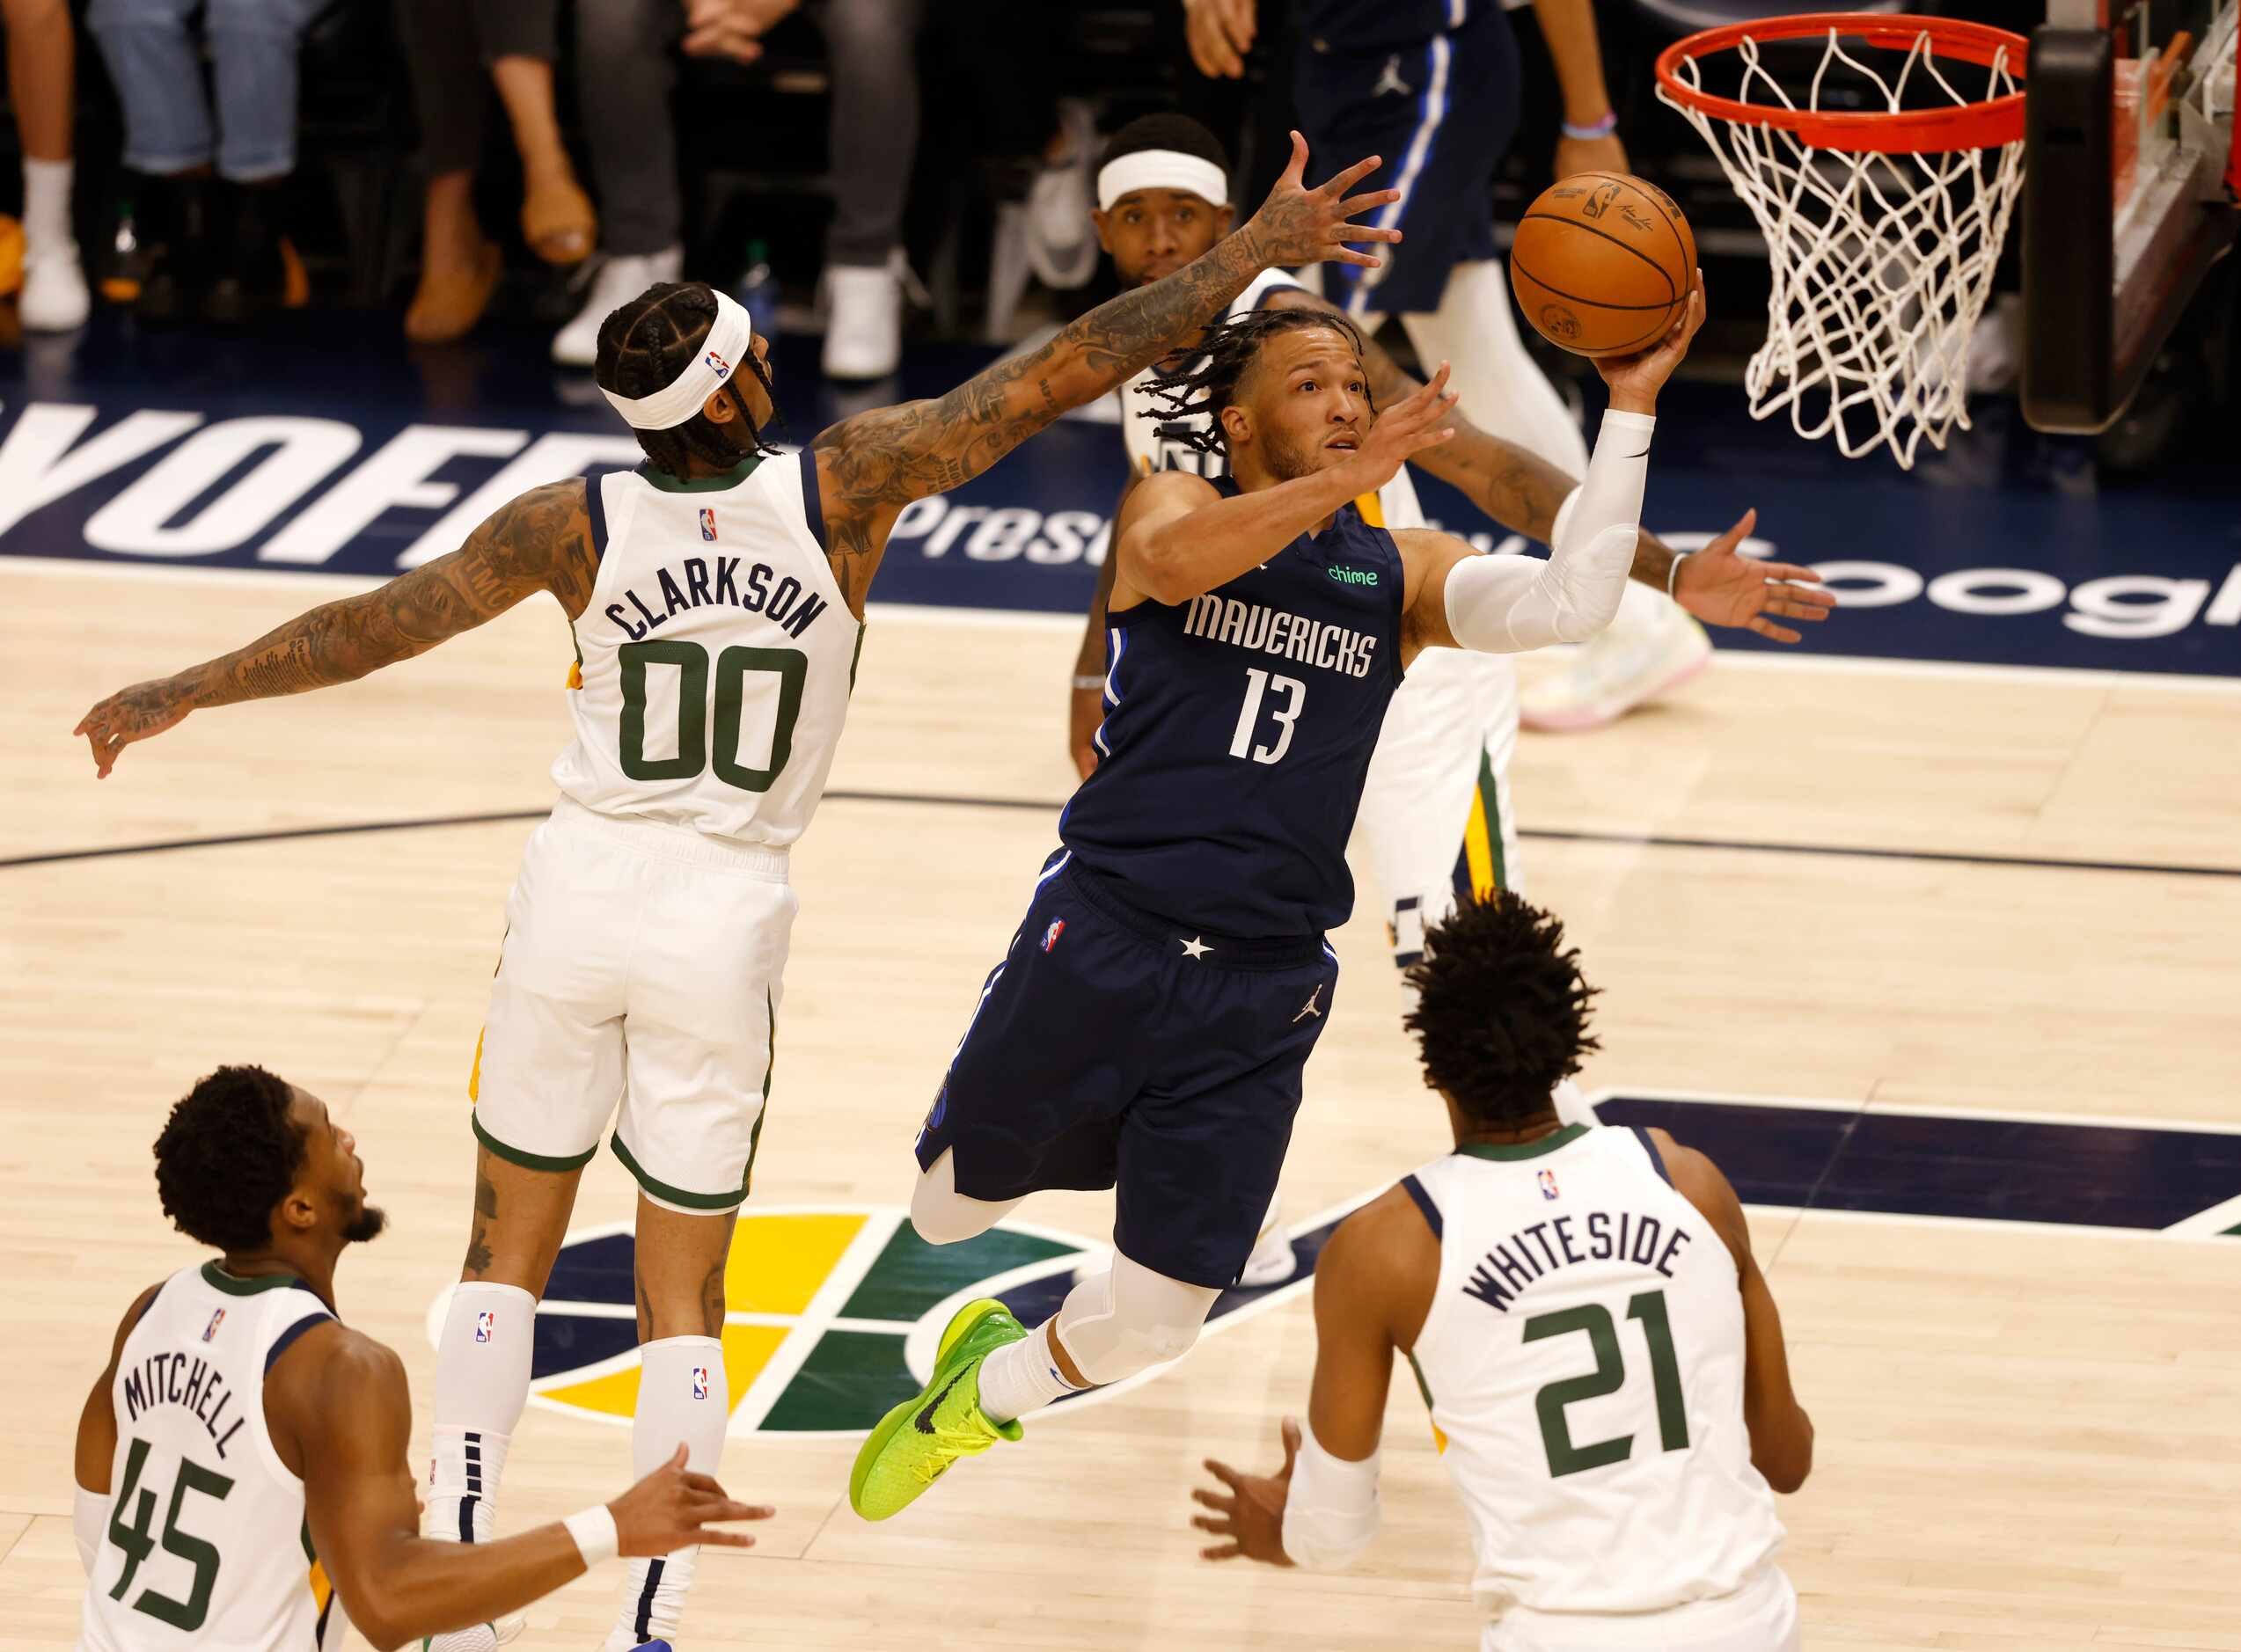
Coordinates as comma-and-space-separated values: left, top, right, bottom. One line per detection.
1374, 55, 1411, 98
1293, 984, 1323, 1022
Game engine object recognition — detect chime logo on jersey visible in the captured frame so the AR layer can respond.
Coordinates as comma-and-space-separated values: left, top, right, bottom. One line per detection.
475, 1311, 495, 1343
1041, 919, 1066, 952
201, 1307, 225, 1342
1538, 1169, 1561, 1201
437, 1205, 1317, 1437
699, 508, 717, 543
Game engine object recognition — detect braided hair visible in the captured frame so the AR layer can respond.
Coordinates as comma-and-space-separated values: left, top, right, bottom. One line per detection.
1136, 307, 1369, 459
595, 281, 783, 481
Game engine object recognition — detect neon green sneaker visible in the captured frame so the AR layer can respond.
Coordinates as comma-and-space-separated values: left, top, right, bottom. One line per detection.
849, 1297, 1027, 1520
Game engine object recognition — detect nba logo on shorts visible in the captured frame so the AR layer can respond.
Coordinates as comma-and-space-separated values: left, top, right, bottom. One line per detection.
692, 1367, 710, 1400
1041, 919, 1066, 952
475, 1310, 496, 1343
201, 1308, 225, 1342
705, 349, 730, 378
699, 508, 717, 542
1537, 1168, 1560, 1201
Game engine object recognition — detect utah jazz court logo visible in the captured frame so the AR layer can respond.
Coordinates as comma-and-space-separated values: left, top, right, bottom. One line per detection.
424, 1205, 1320, 1438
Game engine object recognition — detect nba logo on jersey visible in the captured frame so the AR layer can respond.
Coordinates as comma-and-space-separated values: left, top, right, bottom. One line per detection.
699, 508, 717, 542
692, 1366, 711, 1400
1041, 919, 1066, 952
475, 1310, 496, 1343
1537, 1168, 1561, 1201
201, 1307, 225, 1341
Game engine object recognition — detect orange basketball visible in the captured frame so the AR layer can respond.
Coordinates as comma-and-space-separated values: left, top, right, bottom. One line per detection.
1510, 172, 1696, 358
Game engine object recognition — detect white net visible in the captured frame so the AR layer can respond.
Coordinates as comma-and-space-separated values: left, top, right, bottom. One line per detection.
1659, 27, 2026, 469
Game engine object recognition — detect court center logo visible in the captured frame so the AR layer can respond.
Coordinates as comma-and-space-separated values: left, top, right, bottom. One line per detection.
424, 1204, 1319, 1438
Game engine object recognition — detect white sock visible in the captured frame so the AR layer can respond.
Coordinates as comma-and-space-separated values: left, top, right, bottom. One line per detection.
22, 157, 72, 253
604, 1335, 728, 1652
426, 1283, 534, 1547
977, 1318, 1083, 1424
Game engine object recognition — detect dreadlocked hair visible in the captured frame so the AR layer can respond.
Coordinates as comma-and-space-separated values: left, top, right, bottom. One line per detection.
1403, 894, 1601, 1129
595, 280, 781, 481
1136, 308, 1368, 457
153, 1064, 307, 1254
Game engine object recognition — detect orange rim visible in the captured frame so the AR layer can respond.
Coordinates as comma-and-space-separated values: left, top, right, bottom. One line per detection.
1655, 13, 2029, 154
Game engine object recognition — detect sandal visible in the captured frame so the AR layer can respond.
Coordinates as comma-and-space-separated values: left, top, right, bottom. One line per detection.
405, 238, 502, 344
520, 171, 597, 267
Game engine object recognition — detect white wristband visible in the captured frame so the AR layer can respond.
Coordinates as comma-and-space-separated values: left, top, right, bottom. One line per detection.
563, 1504, 619, 1568
1666, 549, 1692, 596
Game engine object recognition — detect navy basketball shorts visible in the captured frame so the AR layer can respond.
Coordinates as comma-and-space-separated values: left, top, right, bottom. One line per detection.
1297, 5, 1521, 318
914, 851, 1339, 1290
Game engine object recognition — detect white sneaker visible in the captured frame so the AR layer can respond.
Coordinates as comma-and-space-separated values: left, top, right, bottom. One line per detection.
1239, 1197, 1298, 1289
1518, 588, 1711, 733
1023, 99, 1100, 291
20, 239, 90, 332
552, 245, 684, 368
821, 257, 902, 381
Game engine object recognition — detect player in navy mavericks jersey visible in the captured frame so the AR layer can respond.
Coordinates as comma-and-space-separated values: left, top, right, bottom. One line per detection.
848, 270, 1709, 1520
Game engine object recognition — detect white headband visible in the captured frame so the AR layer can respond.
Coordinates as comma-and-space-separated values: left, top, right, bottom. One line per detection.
1096, 150, 1230, 212
599, 288, 759, 431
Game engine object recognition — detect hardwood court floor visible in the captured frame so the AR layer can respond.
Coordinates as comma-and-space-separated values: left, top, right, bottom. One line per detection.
2, 558, 2237, 1649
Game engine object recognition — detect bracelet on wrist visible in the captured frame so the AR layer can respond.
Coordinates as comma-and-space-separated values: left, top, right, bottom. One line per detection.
1665, 550, 1692, 596
1562, 111, 1618, 141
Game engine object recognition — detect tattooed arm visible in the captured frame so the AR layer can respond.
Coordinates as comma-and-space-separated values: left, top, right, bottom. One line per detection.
808, 133, 1402, 618
73, 480, 599, 777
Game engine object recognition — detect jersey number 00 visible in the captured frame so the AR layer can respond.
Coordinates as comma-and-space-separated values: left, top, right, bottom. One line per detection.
619, 640, 807, 792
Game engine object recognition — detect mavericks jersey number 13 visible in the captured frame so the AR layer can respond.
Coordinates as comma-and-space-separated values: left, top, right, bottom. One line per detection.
553, 451, 863, 847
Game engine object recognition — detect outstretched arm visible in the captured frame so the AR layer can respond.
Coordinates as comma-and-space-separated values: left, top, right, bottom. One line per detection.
72, 480, 598, 777
809, 133, 1403, 614
1256, 283, 1833, 642
285, 1330, 770, 1652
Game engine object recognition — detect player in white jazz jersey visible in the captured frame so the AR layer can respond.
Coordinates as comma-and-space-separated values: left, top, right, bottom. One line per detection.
1191, 895, 1815, 1651
74, 137, 1407, 1650
75, 1065, 767, 1652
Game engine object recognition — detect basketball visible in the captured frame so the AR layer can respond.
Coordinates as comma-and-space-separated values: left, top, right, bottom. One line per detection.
1510, 172, 1696, 357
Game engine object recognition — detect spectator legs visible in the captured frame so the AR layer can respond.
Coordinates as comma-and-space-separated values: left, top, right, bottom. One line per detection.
85, 0, 213, 177
4, 0, 87, 329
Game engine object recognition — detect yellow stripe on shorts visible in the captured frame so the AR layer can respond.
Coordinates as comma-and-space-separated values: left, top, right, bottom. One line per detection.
1353, 491, 1385, 528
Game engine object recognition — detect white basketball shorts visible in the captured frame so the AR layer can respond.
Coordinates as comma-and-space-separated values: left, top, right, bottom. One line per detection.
469, 796, 795, 1214
1483, 1564, 1801, 1652
1357, 645, 1522, 969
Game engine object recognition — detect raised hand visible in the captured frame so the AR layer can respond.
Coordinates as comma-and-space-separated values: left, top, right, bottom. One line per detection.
1241, 133, 1403, 271
1597, 271, 1707, 415
1190, 1415, 1300, 1567
1344, 361, 1459, 493
74, 677, 194, 778
1185, 0, 1257, 78
1670, 508, 1837, 644
609, 1444, 775, 1558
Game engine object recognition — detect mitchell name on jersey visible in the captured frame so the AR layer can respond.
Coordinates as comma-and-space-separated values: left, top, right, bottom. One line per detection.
599, 551, 834, 644
1182, 591, 1383, 680
117, 1342, 252, 1460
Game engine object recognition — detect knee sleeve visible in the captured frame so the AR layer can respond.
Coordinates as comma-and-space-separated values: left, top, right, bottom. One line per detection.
1053, 1254, 1219, 1385
909, 1149, 1018, 1246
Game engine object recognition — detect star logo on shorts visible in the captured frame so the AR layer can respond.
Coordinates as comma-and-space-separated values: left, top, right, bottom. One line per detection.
1180, 935, 1213, 961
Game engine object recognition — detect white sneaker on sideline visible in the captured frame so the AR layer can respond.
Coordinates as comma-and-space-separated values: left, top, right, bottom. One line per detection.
1239, 1197, 1298, 1289
20, 239, 90, 332
552, 246, 684, 368
1519, 588, 1712, 733
423, 1612, 524, 1651
1024, 99, 1100, 291
822, 256, 902, 381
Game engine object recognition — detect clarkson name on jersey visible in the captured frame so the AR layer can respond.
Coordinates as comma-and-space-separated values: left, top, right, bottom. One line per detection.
604, 555, 832, 643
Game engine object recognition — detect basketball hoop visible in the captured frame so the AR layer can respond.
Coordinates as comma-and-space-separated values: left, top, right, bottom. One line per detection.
1656, 15, 2030, 468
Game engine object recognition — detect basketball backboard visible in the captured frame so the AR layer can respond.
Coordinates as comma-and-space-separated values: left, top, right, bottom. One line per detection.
2021, 0, 2239, 431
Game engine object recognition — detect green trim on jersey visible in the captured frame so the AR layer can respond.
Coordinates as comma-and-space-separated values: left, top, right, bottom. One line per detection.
1404, 1348, 1437, 1409
847, 623, 867, 692
471, 1112, 598, 1173
199, 1262, 304, 1297
638, 456, 765, 493
743, 986, 777, 1197
1456, 1123, 1590, 1163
